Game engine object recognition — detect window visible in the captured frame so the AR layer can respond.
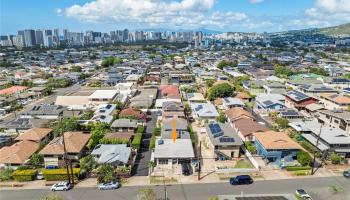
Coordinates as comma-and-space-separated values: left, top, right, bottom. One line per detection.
334, 119, 339, 124
158, 159, 168, 165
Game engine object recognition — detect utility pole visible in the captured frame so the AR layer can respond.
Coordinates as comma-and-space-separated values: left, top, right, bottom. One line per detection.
198, 141, 201, 181
311, 124, 322, 175
61, 119, 71, 184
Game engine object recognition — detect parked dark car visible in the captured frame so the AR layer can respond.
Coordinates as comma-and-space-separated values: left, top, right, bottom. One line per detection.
229, 175, 253, 185
181, 163, 192, 176
343, 170, 350, 178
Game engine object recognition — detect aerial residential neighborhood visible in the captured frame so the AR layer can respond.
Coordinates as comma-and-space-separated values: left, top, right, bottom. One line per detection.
1, 0, 350, 200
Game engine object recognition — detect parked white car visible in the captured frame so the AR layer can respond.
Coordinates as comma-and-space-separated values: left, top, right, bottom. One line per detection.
51, 182, 72, 191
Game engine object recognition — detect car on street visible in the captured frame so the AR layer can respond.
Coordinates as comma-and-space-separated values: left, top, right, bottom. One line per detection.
97, 181, 120, 190
295, 189, 312, 199
229, 175, 253, 185
51, 182, 72, 191
343, 170, 350, 178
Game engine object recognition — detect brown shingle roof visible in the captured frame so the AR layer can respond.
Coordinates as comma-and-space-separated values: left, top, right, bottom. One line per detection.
320, 93, 350, 105
0, 140, 39, 165
15, 128, 53, 142
225, 108, 255, 122
234, 118, 269, 137
254, 131, 302, 150
119, 108, 142, 118
39, 132, 90, 155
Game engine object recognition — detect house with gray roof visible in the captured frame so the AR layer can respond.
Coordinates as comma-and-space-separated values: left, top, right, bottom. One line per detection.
111, 119, 138, 132
91, 144, 132, 166
190, 102, 219, 123
255, 94, 285, 115
20, 104, 65, 119
129, 89, 157, 109
289, 121, 350, 158
205, 123, 243, 159
221, 97, 244, 110
317, 110, 350, 133
298, 84, 337, 98
161, 117, 189, 139
153, 138, 195, 167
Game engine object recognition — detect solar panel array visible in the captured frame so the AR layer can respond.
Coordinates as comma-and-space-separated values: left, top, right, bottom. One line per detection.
263, 100, 274, 107
288, 90, 309, 101
219, 137, 235, 143
209, 123, 224, 138
195, 104, 203, 111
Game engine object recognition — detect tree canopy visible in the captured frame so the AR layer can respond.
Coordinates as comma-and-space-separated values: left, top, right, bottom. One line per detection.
101, 57, 123, 67
217, 60, 238, 70
53, 118, 80, 137
87, 122, 111, 149
207, 83, 235, 101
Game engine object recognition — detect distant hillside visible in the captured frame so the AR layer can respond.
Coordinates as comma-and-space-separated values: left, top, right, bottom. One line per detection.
274, 23, 350, 38
318, 23, 350, 37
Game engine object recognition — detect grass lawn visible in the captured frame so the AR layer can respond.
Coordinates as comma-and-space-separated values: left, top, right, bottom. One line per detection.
150, 176, 177, 184
234, 159, 254, 169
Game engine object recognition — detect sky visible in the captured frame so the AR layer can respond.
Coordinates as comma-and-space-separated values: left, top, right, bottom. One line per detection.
1, 0, 350, 35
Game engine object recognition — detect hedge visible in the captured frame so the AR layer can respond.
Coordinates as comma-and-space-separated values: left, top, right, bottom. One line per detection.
285, 166, 311, 171
12, 169, 36, 182
42, 168, 80, 181
131, 132, 142, 150
137, 126, 145, 134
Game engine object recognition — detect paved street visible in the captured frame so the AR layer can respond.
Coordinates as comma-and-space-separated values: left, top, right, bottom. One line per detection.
1, 177, 349, 200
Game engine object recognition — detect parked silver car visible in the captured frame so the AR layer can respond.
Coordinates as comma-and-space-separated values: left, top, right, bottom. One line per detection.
97, 181, 120, 190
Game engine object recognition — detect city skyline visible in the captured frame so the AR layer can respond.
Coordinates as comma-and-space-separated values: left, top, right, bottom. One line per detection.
1, 0, 350, 35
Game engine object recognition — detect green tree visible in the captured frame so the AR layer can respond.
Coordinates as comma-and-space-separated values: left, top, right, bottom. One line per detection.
297, 151, 312, 166
87, 122, 111, 149
97, 164, 115, 183
275, 117, 289, 129
216, 111, 227, 123
207, 83, 235, 101
205, 79, 215, 87
29, 153, 44, 168
80, 155, 97, 174
217, 60, 238, 70
82, 109, 94, 120
70, 66, 82, 72
53, 118, 80, 137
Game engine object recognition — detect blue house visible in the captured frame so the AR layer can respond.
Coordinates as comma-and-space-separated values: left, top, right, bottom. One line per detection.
254, 131, 302, 167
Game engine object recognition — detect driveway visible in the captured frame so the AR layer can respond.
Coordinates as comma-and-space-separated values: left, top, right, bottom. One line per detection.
132, 112, 157, 176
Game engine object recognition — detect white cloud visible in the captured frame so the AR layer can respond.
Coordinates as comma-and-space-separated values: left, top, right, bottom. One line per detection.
249, 0, 264, 4
60, 0, 248, 29
305, 0, 350, 23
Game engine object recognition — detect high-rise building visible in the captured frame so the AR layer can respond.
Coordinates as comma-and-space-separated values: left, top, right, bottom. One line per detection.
23, 29, 36, 47
123, 29, 129, 42
13, 35, 25, 48
43, 30, 53, 47
63, 29, 68, 41
53, 29, 60, 44
35, 30, 44, 46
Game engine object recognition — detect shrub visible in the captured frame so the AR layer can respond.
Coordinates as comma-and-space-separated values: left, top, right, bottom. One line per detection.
330, 153, 342, 164
80, 155, 97, 174
293, 170, 310, 176
0, 168, 14, 181
245, 141, 257, 154
137, 126, 145, 134
132, 132, 142, 150
97, 164, 115, 183
99, 137, 129, 145
285, 166, 311, 171
297, 151, 312, 166
42, 168, 80, 181
12, 169, 37, 182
